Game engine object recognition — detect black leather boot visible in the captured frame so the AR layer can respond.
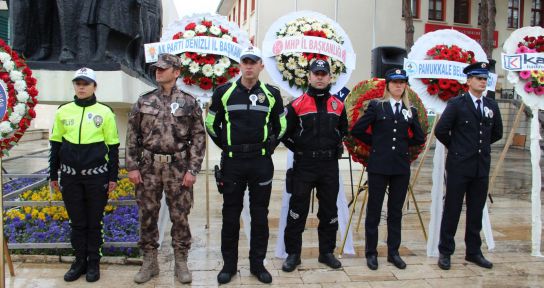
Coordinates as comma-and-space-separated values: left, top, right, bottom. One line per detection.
64, 257, 86, 282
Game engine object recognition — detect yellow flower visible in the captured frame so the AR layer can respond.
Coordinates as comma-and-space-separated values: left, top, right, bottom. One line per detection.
531, 70, 540, 78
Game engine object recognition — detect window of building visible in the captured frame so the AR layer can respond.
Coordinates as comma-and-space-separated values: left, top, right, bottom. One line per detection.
531, 0, 544, 26
233, 7, 236, 24
402, 0, 420, 18
251, 0, 256, 13
454, 0, 471, 23
508, 0, 523, 28
429, 0, 445, 21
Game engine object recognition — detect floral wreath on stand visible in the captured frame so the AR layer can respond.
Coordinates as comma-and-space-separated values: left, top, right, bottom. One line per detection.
504, 26, 544, 109
0, 39, 39, 156
160, 13, 250, 102
421, 45, 476, 101
343, 78, 429, 166
407, 29, 489, 113
274, 17, 346, 91
262, 11, 356, 98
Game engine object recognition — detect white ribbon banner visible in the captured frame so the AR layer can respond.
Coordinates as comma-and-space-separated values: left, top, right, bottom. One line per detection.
404, 58, 498, 91
501, 52, 544, 71
262, 36, 356, 70
144, 36, 243, 63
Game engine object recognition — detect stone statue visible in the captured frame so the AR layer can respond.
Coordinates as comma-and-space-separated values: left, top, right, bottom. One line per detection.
8, 0, 162, 79
8, 0, 54, 60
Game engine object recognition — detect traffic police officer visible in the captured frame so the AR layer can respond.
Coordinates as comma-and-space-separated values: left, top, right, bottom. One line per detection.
435, 62, 503, 270
49, 67, 120, 282
350, 68, 425, 270
281, 59, 348, 272
126, 53, 206, 284
205, 46, 286, 284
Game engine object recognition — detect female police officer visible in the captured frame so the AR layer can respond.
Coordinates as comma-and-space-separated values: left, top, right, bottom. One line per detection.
49, 67, 120, 282
350, 68, 425, 270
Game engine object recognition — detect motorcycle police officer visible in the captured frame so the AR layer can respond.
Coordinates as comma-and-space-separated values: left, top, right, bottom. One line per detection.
49, 67, 120, 282
350, 68, 425, 270
126, 53, 206, 284
435, 62, 503, 270
281, 59, 348, 272
205, 46, 287, 284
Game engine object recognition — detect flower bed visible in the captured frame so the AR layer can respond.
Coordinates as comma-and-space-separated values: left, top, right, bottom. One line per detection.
3, 170, 139, 257
2, 168, 48, 195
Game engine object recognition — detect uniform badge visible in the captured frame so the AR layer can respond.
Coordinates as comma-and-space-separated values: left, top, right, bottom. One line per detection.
177, 98, 186, 108
258, 93, 266, 104
249, 94, 258, 106
331, 100, 338, 111
395, 69, 401, 74
170, 102, 180, 114
93, 115, 103, 128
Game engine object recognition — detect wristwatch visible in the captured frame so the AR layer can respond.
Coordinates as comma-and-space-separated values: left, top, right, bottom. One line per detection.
187, 169, 198, 176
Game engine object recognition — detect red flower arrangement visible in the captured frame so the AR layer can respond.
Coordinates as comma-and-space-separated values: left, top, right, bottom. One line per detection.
344, 78, 429, 166
421, 44, 476, 101
172, 19, 240, 91
0, 39, 39, 156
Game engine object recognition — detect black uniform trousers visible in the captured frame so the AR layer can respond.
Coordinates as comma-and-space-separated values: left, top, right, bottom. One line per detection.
220, 155, 273, 272
60, 174, 109, 260
365, 172, 410, 257
284, 158, 339, 255
438, 173, 489, 256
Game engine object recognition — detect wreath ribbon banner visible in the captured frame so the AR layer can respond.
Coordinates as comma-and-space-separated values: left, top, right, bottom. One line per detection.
0, 83, 7, 119
404, 58, 498, 91
501, 52, 544, 71
262, 36, 356, 69
144, 36, 243, 63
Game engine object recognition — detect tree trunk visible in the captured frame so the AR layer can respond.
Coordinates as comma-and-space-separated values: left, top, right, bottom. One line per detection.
403, 0, 414, 53
480, 0, 496, 58
486, 0, 497, 58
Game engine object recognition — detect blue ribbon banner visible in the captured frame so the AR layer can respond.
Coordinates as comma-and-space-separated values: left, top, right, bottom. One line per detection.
0, 83, 7, 120
501, 53, 544, 71
144, 36, 243, 63
404, 58, 498, 92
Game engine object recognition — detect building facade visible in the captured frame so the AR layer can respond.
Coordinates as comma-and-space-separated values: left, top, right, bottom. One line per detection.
217, 0, 544, 93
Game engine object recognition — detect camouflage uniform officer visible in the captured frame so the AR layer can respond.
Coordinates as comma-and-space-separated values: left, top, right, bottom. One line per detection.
126, 53, 206, 284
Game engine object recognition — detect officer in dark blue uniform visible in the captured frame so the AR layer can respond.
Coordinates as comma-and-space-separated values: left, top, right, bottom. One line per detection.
435, 62, 503, 270
351, 68, 425, 270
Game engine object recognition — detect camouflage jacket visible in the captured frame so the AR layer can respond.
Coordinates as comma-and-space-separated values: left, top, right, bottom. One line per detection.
125, 86, 206, 172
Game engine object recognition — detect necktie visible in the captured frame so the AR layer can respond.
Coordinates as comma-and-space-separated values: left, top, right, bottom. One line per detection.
476, 99, 482, 119
394, 103, 400, 117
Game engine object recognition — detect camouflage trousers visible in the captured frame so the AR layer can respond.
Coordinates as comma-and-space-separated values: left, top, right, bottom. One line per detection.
136, 159, 193, 253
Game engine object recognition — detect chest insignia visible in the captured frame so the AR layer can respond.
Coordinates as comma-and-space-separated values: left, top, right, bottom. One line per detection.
331, 100, 338, 111
93, 115, 103, 128
258, 93, 266, 104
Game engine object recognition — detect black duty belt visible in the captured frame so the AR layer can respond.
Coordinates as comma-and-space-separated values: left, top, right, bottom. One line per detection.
224, 142, 268, 153
295, 149, 337, 159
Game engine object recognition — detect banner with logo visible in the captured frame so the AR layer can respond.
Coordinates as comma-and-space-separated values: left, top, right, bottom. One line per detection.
0, 82, 6, 120
404, 58, 498, 91
144, 36, 243, 63
501, 52, 544, 71
263, 36, 356, 70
